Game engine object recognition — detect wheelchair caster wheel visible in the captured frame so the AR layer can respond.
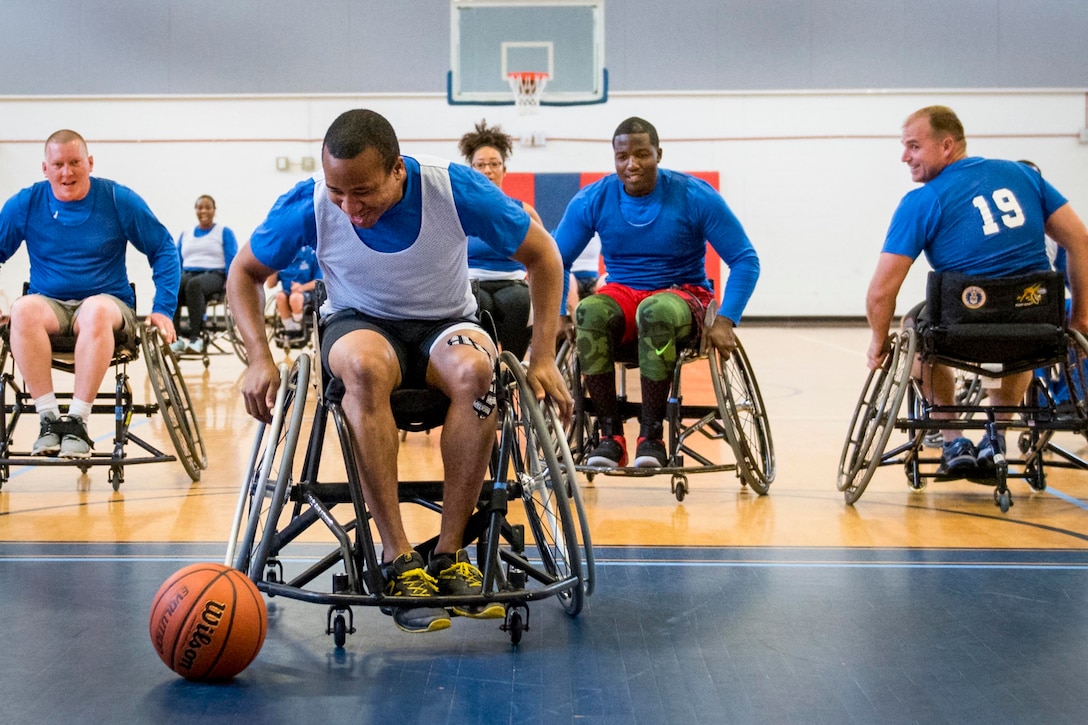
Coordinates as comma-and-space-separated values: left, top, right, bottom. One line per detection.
1027, 466, 1046, 493
507, 610, 524, 645
326, 606, 355, 648
1018, 431, 1031, 454
264, 559, 284, 587
502, 604, 529, 645
332, 615, 347, 648
994, 488, 1012, 513
905, 461, 925, 491
672, 474, 688, 502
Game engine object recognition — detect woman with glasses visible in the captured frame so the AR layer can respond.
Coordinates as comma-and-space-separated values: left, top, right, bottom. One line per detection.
458, 120, 543, 360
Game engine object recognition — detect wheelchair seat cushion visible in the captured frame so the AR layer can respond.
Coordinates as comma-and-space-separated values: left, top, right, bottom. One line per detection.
919, 270, 1066, 369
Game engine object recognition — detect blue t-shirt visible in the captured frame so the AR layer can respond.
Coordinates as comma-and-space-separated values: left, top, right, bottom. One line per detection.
553, 169, 760, 323
249, 157, 529, 273
882, 157, 1065, 276
278, 245, 322, 292
467, 233, 526, 274
0, 177, 180, 315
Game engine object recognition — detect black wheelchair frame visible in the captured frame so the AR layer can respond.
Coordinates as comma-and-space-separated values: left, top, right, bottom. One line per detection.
226, 342, 594, 648
0, 322, 206, 490
561, 304, 775, 501
173, 291, 253, 367
838, 271, 1088, 512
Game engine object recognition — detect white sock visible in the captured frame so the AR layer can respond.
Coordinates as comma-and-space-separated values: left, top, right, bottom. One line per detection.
68, 398, 93, 422
34, 392, 61, 420
291, 312, 303, 322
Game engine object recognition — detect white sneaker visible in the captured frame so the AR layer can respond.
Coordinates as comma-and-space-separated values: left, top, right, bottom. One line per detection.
187, 338, 205, 354
169, 340, 187, 354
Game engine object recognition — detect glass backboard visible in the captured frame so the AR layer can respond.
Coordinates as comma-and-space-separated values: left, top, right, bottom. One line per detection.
449, 0, 607, 106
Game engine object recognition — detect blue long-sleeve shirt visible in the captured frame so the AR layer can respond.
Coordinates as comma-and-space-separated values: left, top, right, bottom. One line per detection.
553, 169, 760, 323
0, 177, 180, 316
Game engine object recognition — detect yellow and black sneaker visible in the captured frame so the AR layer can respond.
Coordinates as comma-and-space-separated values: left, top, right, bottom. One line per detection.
382, 552, 452, 633
428, 549, 505, 619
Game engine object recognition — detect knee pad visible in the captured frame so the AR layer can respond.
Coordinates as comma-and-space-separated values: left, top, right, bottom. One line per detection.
574, 294, 623, 376
636, 293, 693, 382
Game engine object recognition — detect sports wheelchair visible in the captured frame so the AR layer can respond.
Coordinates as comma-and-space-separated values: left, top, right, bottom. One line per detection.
838, 271, 1088, 512
173, 291, 251, 367
0, 307, 206, 490
267, 293, 316, 354
226, 329, 593, 648
563, 304, 775, 501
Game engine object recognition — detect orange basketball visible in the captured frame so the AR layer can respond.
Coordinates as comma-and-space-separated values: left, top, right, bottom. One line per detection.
149, 562, 267, 682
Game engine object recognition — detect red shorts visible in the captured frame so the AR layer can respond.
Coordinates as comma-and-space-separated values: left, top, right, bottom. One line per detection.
594, 282, 715, 346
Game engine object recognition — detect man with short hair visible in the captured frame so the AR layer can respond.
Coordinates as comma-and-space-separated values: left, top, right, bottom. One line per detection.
228, 109, 570, 634
0, 130, 180, 458
554, 116, 761, 468
866, 105, 1088, 476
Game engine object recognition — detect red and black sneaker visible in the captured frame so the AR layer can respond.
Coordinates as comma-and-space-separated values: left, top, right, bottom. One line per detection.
586, 434, 627, 467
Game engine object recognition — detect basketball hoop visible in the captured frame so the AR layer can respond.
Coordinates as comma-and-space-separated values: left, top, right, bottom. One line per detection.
507, 72, 549, 115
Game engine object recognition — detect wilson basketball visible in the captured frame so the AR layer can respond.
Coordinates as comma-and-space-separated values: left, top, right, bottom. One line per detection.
149, 562, 267, 681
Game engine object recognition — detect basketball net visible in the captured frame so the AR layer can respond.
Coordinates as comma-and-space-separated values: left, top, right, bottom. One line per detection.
507, 72, 548, 115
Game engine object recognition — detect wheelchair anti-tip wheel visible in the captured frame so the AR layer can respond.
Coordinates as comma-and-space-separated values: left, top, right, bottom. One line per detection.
709, 337, 775, 494
142, 327, 206, 481
837, 329, 915, 504
498, 351, 588, 616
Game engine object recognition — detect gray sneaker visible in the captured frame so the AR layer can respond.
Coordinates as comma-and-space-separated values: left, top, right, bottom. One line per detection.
32, 412, 61, 456
58, 415, 93, 459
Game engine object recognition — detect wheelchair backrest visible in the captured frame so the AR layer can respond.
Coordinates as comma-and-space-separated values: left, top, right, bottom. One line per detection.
920, 270, 1066, 373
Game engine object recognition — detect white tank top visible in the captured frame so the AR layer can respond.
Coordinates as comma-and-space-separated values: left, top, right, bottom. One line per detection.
313, 155, 476, 320
178, 224, 226, 270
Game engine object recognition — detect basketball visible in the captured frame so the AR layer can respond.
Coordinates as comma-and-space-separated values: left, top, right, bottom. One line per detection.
148, 562, 267, 682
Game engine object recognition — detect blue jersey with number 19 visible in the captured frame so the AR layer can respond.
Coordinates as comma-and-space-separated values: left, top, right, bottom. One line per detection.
882, 157, 1066, 277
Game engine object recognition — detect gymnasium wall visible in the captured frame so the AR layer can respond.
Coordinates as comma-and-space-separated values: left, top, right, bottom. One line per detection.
0, 2, 1086, 318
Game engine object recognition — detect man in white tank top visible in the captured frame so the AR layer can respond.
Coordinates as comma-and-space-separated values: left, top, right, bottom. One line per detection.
228, 109, 570, 634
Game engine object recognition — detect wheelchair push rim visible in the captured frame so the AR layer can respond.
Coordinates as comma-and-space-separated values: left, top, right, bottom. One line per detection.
836, 329, 915, 504
710, 336, 775, 493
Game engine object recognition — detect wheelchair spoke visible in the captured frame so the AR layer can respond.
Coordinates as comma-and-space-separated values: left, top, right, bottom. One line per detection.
712, 338, 776, 493
500, 352, 586, 615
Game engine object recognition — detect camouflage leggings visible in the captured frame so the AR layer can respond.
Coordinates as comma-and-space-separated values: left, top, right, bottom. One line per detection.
575, 291, 694, 382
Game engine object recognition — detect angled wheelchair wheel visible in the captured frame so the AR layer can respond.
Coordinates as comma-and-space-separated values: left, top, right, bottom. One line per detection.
542, 396, 596, 597
223, 303, 251, 365
710, 337, 775, 494
141, 328, 205, 481
226, 355, 311, 579
560, 343, 596, 462
224, 299, 278, 365
1064, 330, 1088, 428
837, 329, 915, 504
498, 352, 587, 615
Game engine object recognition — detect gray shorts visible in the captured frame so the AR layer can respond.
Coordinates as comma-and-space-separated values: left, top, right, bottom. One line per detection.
42, 294, 140, 350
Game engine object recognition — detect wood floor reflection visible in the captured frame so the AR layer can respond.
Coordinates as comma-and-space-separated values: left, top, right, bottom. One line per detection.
3, 324, 1088, 551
